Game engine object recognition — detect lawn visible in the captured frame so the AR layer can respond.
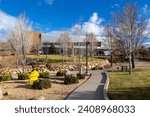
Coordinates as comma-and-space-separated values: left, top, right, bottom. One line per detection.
27, 55, 103, 63
108, 68, 150, 100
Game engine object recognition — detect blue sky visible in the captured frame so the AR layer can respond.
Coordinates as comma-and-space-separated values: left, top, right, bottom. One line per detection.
0, 0, 150, 45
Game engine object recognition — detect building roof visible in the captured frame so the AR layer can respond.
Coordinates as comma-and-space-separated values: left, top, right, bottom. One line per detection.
41, 33, 106, 43
0, 42, 10, 50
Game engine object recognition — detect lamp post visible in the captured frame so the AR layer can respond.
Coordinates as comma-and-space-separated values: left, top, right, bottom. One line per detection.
61, 49, 64, 68
45, 43, 48, 59
85, 34, 90, 75
79, 42, 82, 75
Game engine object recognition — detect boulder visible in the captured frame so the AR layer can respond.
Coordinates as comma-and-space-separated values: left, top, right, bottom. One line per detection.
65, 70, 71, 75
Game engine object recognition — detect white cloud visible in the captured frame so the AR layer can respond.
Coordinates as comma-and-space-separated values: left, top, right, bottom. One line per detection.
44, 12, 105, 38
146, 19, 150, 37
143, 41, 150, 47
143, 4, 148, 14
111, 3, 120, 9
82, 22, 104, 35
142, 4, 150, 16
42, 30, 64, 43
89, 12, 103, 24
114, 4, 120, 7
71, 12, 104, 36
44, 0, 53, 5
38, 0, 54, 6
41, 12, 105, 42
71, 24, 82, 35
43, 12, 105, 38
0, 10, 17, 41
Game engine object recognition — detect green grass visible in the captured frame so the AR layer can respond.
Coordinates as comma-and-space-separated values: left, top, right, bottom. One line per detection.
108, 68, 150, 100
27, 55, 103, 63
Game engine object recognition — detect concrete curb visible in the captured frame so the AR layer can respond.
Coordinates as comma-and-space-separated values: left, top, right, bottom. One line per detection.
103, 71, 109, 100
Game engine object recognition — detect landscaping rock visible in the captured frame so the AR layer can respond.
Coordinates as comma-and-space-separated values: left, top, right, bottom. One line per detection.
65, 70, 71, 75
0, 59, 110, 75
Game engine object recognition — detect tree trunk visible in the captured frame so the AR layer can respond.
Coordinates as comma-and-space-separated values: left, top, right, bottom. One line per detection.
111, 54, 113, 67
79, 55, 82, 74
16, 58, 18, 68
131, 52, 135, 69
91, 52, 94, 65
129, 53, 132, 75
22, 55, 26, 73
62, 54, 64, 68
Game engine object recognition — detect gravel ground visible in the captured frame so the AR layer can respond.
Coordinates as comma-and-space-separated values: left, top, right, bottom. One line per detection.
0, 76, 90, 100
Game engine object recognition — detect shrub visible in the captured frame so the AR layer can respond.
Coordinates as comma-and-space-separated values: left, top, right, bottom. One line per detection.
0, 75, 3, 82
0, 74, 12, 81
77, 73, 85, 79
32, 79, 51, 90
64, 75, 79, 85
18, 73, 29, 80
56, 70, 66, 76
39, 72, 50, 78
3, 74, 12, 81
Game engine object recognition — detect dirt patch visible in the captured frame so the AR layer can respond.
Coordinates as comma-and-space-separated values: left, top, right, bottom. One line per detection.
0, 76, 90, 100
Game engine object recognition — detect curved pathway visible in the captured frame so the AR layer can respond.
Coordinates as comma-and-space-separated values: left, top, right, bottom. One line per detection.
66, 70, 107, 100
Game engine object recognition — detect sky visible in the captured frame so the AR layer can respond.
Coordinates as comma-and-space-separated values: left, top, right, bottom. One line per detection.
0, 0, 150, 45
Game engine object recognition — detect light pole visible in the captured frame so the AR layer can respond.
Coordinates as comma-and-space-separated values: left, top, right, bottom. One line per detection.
45, 43, 48, 59
79, 42, 82, 75
61, 49, 64, 68
85, 34, 90, 75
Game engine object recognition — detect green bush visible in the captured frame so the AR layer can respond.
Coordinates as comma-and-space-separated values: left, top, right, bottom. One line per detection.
0, 75, 3, 82
64, 75, 79, 85
77, 73, 85, 79
56, 70, 66, 76
32, 79, 51, 90
0, 74, 12, 81
18, 73, 29, 80
3, 74, 12, 81
39, 72, 50, 78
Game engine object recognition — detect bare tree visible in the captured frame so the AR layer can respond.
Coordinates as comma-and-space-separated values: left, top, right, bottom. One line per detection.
105, 3, 149, 74
71, 24, 81, 62
104, 25, 125, 66
104, 26, 116, 66
85, 33, 98, 63
71, 23, 84, 74
32, 40, 43, 55
8, 14, 33, 72
58, 31, 72, 67
138, 46, 149, 59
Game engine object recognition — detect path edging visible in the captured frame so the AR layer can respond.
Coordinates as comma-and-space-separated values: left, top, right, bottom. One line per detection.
103, 71, 109, 100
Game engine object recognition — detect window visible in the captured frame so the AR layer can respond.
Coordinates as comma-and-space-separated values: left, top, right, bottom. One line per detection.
39, 34, 41, 39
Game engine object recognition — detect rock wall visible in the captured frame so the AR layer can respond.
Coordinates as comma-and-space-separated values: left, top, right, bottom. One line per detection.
47, 60, 109, 71
0, 60, 109, 74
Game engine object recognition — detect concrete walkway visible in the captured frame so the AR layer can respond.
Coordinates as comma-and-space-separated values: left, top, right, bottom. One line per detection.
66, 70, 107, 100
